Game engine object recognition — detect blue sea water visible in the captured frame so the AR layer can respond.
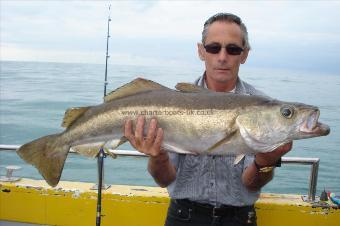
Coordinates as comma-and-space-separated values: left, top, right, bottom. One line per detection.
0, 60, 339, 196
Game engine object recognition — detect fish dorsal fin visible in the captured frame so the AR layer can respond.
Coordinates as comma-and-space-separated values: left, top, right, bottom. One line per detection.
104, 78, 169, 102
175, 82, 211, 93
62, 107, 90, 128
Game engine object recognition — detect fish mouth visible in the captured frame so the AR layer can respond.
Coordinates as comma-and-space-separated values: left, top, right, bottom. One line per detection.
299, 110, 330, 136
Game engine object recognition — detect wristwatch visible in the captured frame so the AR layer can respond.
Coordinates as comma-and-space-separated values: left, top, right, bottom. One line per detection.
254, 158, 281, 173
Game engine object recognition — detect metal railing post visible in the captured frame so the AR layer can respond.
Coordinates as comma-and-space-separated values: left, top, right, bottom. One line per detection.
309, 160, 319, 201
281, 157, 320, 202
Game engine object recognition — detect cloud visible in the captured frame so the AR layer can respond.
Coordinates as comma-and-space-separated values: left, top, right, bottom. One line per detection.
1, 42, 102, 63
1, 0, 340, 73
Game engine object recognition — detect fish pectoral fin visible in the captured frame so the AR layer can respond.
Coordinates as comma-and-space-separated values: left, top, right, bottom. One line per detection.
162, 143, 193, 154
71, 142, 105, 158
206, 130, 237, 153
104, 78, 170, 102
234, 154, 245, 165
175, 83, 211, 93
71, 138, 127, 159
62, 107, 91, 128
103, 137, 128, 158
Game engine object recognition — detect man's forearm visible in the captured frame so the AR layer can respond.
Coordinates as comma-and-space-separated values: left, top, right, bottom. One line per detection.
243, 142, 292, 191
148, 152, 176, 188
242, 161, 274, 191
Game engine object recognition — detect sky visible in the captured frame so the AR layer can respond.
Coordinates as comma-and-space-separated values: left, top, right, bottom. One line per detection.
1, 0, 340, 74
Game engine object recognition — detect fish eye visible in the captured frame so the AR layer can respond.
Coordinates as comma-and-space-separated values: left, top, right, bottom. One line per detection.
280, 106, 294, 119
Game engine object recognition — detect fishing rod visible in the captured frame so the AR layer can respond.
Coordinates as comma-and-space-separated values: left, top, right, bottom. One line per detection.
96, 147, 106, 226
103, 5, 111, 97
96, 5, 111, 226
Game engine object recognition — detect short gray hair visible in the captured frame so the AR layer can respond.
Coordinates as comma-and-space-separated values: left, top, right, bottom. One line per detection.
202, 13, 250, 49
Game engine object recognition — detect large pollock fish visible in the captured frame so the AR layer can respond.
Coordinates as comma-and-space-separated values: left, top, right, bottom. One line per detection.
17, 78, 330, 186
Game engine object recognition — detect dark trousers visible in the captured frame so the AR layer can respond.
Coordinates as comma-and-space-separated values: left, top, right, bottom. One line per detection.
164, 199, 257, 226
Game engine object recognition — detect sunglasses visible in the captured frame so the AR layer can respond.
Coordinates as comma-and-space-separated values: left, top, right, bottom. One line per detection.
204, 43, 244, 55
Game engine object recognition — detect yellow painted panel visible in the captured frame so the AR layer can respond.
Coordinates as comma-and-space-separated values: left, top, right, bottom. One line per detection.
256, 194, 339, 226
0, 185, 47, 224
1, 179, 339, 226
0, 179, 169, 226
44, 190, 97, 226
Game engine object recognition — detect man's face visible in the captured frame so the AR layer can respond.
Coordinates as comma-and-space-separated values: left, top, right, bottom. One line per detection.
198, 21, 249, 90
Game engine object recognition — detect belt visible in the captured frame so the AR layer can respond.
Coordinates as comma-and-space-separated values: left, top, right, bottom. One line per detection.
173, 199, 253, 218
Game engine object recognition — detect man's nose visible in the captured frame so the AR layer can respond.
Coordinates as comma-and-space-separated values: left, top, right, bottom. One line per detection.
217, 48, 229, 62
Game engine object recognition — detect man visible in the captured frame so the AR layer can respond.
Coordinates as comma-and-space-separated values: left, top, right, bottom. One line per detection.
124, 13, 292, 226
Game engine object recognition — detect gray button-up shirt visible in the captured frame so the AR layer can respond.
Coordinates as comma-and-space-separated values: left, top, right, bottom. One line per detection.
167, 75, 267, 207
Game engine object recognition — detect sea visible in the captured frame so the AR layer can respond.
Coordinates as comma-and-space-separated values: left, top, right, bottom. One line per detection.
0, 60, 339, 196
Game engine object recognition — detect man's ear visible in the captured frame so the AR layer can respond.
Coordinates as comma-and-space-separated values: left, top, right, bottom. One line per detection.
241, 48, 249, 64
197, 43, 205, 61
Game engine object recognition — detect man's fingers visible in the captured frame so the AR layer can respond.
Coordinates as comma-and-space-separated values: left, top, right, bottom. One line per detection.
145, 118, 157, 146
151, 128, 164, 155
256, 141, 293, 166
124, 119, 136, 147
124, 118, 132, 137
124, 117, 164, 157
276, 142, 293, 156
135, 116, 145, 147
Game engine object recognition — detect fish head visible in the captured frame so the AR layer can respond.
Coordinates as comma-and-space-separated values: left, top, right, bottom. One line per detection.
236, 100, 330, 152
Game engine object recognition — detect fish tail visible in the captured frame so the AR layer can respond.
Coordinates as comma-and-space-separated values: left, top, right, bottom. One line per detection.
17, 133, 70, 187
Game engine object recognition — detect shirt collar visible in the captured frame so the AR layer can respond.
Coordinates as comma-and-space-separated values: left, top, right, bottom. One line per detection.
197, 72, 237, 93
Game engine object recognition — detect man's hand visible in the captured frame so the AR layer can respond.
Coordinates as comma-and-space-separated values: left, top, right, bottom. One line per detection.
124, 116, 165, 157
124, 116, 176, 187
255, 142, 293, 166
242, 142, 293, 191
